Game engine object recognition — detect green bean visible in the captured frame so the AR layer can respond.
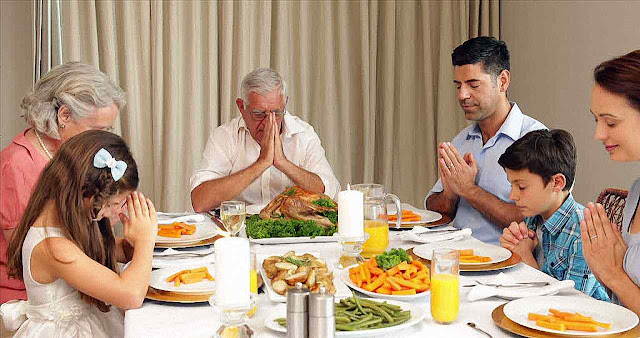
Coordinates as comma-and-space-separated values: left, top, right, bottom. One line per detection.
274, 318, 287, 328
362, 303, 394, 323
336, 316, 351, 324
351, 292, 366, 313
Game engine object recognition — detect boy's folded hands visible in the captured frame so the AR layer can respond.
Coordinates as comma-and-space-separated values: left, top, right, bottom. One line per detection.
500, 221, 537, 253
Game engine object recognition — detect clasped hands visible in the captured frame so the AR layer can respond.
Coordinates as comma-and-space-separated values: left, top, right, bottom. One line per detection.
438, 142, 479, 199
500, 221, 538, 259
580, 202, 627, 284
257, 112, 289, 170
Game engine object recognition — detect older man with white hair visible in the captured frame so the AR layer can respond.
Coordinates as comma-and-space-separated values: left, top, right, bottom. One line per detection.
191, 68, 340, 211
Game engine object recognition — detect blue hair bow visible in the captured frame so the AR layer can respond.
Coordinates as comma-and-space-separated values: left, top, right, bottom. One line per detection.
93, 148, 127, 181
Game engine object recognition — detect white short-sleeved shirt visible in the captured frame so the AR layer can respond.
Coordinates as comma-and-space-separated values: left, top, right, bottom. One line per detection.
425, 103, 547, 245
190, 113, 341, 205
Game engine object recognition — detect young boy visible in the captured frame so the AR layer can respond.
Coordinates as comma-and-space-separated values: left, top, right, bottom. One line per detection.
498, 129, 609, 301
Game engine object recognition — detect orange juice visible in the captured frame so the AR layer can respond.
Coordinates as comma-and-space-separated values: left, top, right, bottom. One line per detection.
430, 273, 460, 323
248, 269, 258, 317
362, 220, 389, 258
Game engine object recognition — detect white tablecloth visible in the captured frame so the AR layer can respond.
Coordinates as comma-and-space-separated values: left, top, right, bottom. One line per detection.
125, 233, 584, 337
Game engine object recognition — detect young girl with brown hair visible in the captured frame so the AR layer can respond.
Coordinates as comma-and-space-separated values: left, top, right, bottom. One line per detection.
1, 130, 156, 337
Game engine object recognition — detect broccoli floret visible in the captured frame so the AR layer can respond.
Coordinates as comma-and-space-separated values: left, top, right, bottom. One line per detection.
320, 211, 338, 224
375, 248, 411, 270
298, 220, 326, 238
312, 198, 336, 208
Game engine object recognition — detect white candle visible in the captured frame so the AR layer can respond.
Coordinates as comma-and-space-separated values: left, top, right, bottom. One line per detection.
338, 184, 364, 238
214, 237, 250, 309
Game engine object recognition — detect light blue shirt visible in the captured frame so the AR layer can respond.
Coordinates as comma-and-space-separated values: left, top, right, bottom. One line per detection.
425, 103, 546, 245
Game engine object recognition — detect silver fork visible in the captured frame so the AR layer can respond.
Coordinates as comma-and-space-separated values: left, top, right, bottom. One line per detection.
467, 322, 492, 338
416, 229, 460, 236
463, 280, 550, 288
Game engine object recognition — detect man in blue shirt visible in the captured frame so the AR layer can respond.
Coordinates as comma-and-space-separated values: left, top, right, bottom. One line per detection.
425, 36, 546, 245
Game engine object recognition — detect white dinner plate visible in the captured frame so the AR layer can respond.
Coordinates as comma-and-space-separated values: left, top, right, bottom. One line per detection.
413, 238, 512, 266
258, 253, 351, 302
149, 264, 215, 293
264, 298, 426, 337
504, 296, 639, 336
388, 203, 442, 225
155, 218, 219, 244
339, 269, 429, 301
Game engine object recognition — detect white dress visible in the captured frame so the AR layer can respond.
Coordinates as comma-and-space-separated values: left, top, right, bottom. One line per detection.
1, 227, 124, 337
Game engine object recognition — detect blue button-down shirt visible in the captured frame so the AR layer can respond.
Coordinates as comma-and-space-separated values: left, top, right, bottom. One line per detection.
425, 103, 546, 244
525, 194, 610, 301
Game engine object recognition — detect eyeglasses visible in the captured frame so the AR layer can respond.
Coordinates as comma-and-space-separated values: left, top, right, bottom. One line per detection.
248, 109, 286, 121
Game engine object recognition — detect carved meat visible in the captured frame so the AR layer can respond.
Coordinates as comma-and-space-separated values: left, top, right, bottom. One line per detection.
259, 186, 337, 228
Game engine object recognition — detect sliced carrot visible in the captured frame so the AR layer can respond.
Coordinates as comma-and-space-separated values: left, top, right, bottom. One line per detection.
392, 289, 417, 295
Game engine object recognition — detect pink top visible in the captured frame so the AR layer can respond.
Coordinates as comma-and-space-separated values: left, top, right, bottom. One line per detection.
0, 128, 49, 303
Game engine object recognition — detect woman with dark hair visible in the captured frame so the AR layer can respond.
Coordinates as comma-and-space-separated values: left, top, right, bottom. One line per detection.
0, 130, 156, 336
581, 50, 640, 315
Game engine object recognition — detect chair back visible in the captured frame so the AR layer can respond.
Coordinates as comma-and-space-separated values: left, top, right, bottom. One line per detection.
596, 188, 629, 232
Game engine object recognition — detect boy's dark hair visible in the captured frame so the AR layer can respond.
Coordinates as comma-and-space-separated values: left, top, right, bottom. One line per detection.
498, 129, 576, 191
452, 36, 510, 79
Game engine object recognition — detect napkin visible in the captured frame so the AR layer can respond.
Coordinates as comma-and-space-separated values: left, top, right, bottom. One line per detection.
467, 272, 575, 301
152, 246, 215, 269
399, 227, 472, 243
157, 212, 207, 225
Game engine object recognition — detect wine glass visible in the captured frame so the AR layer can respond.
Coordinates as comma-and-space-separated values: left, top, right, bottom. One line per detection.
220, 201, 247, 237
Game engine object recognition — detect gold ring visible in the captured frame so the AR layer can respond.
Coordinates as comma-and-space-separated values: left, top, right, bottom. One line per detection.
590, 235, 598, 240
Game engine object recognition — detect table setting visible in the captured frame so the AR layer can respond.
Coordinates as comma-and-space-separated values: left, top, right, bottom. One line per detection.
125, 184, 640, 338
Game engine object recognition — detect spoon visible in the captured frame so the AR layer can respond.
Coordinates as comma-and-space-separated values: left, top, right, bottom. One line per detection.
467, 322, 492, 338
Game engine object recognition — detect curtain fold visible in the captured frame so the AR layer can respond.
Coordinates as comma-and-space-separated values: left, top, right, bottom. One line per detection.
33, 0, 63, 83
60, 0, 500, 211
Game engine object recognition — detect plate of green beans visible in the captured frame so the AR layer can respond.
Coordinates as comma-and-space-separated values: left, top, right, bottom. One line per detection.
266, 292, 427, 336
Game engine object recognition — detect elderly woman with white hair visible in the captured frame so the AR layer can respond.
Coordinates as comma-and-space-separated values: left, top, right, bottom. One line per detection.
0, 61, 125, 303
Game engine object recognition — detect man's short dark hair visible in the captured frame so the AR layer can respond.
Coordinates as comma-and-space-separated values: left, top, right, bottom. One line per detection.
452, 36, 510, 78
498, 129, 576, 191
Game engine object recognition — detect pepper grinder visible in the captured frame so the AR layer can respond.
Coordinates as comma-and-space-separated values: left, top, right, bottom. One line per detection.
309, 286, 335, 338
286, 282, 309, 338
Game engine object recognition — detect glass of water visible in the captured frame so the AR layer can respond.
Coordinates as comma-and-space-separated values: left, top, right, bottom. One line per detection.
220, 201, 246, 237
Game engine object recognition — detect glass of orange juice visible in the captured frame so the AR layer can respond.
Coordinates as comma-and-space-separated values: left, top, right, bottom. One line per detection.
248, 252, 258, 318
430, 248, 460, 324
361, 197, 390, 258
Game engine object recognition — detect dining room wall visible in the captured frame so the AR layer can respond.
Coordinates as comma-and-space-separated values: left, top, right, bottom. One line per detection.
501, 0, 640, 205
0, 0, 32, 150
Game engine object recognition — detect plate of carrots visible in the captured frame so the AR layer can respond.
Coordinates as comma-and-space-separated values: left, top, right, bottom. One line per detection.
149, 264, 216, 293
504, 296, 638, 336
155, 221, 219, 245
341, 251, 430, 301
388, 203, 442, 226
413, 238, 512, 266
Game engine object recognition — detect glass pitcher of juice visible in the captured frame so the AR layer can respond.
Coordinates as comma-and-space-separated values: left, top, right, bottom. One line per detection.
430, 248, 460, 324
351, 184, 401, 258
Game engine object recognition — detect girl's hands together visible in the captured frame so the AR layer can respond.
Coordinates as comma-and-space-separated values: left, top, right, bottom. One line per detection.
120, 191, 157, 247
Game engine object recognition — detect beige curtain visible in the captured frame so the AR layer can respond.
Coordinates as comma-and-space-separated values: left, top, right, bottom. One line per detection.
61, 0, 499, 211
33, 0, 63, 83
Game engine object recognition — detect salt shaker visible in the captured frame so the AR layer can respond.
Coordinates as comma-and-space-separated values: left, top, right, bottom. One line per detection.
286, 282, 309, 338
309, 286, 335, 338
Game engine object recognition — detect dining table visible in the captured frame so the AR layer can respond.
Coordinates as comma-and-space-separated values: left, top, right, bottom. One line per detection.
124, 228, 593, 338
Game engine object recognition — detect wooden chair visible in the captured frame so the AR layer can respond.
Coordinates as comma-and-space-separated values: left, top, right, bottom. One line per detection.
596, 188, 629, 232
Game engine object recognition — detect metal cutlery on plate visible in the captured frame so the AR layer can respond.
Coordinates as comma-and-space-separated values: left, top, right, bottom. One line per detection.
462, 280, 550, 288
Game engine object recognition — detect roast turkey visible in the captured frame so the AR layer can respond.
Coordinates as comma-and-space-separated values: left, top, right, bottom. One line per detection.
259, 186, 338, 228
